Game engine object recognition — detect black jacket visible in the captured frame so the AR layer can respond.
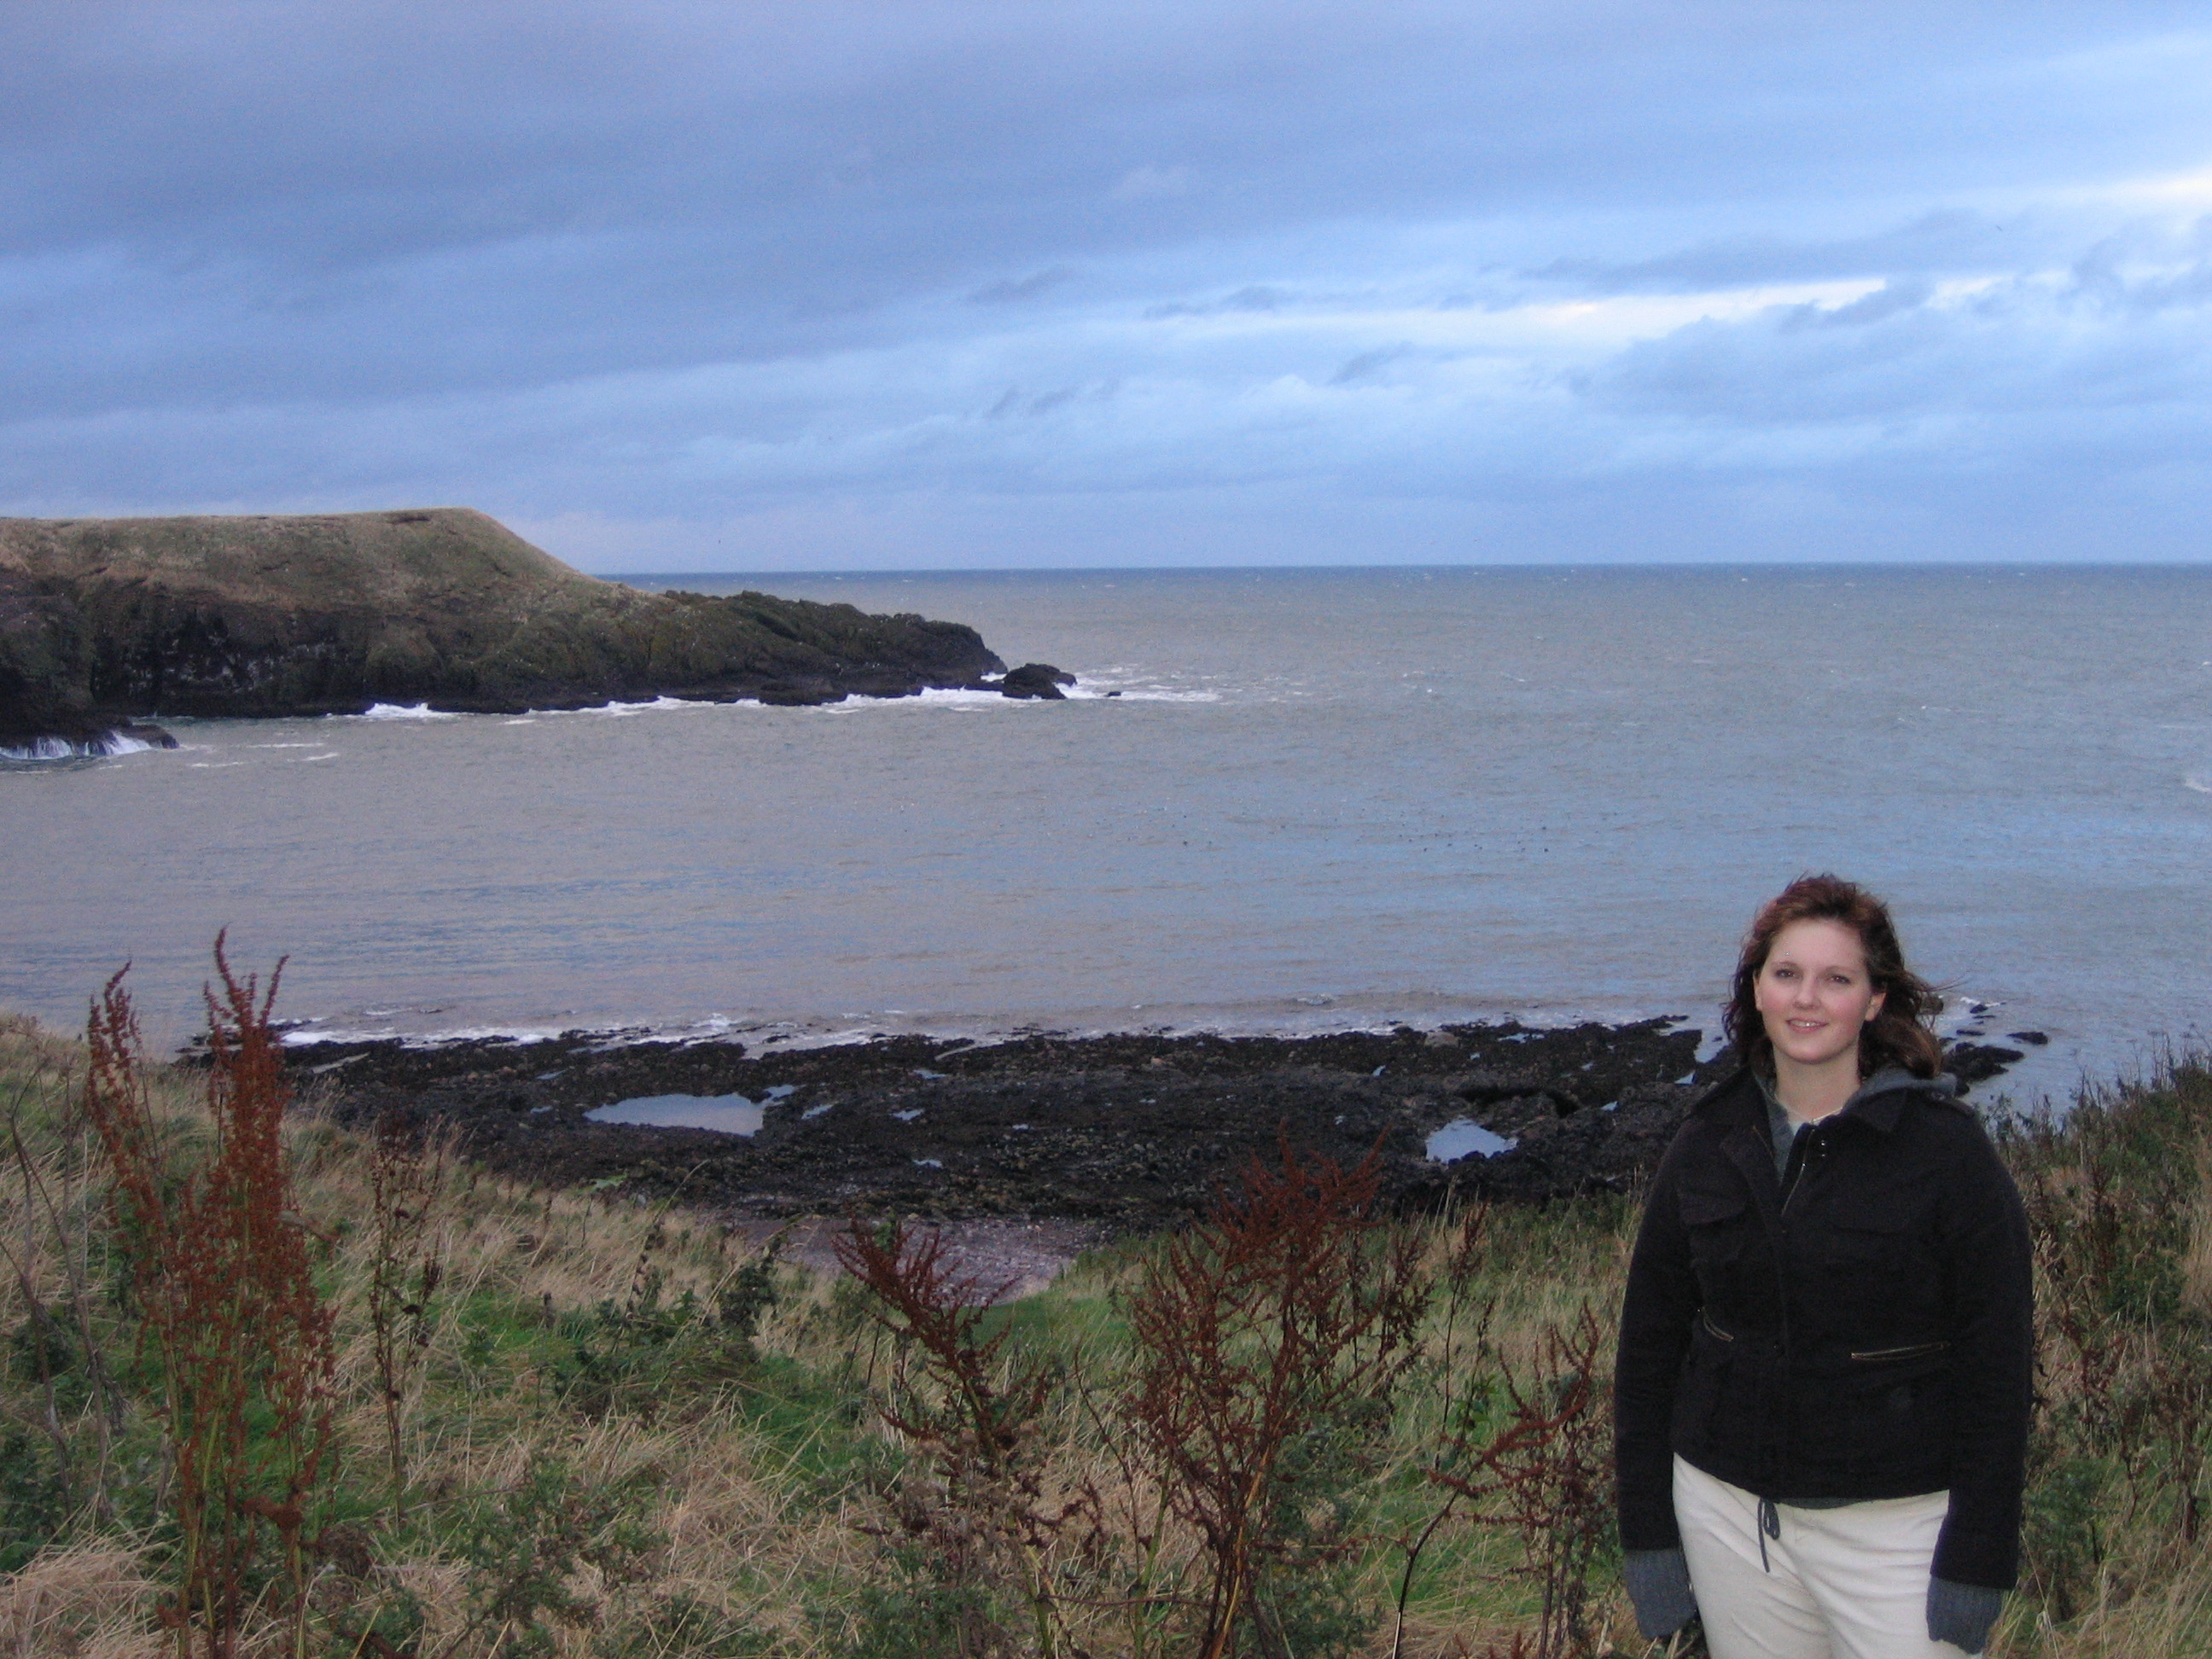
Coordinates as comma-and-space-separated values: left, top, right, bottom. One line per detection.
1613, 1067, 2034, 1590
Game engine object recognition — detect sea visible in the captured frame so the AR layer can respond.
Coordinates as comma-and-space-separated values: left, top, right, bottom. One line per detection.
6, 565, 2209, 1106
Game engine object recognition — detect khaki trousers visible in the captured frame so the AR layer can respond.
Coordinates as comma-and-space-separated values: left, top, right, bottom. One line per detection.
1673, 1455, 1971, 1659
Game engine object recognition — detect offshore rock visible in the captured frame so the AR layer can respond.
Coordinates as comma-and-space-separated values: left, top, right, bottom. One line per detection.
0, 719, 178, 760
1944, 1041, 2027, 1089
0, 508, 1004, 746
998, 662, 1074, 700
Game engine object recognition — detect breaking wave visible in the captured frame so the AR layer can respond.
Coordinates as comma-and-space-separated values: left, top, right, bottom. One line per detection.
529, 696, 703, 717
347, 702, 461, 721
2, 730, 165, 761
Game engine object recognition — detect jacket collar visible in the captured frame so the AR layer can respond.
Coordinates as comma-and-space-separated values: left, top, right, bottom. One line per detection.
1697, 1063, 1958, 1136
1834, 1065, 1960, 1132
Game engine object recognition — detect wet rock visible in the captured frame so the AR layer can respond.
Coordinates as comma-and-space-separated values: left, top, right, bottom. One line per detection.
998, 662, 1074, 700
291, 1016, 2027, 1231
754, 677, 841, 707
1944, 1041, 2027, 1089
0, 718, 178, 758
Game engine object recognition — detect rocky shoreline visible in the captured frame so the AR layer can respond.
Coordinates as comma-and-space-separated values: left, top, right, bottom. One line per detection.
290, 1017, 2033, 1233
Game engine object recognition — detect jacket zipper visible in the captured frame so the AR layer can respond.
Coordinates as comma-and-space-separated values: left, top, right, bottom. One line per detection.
1849, 1340, 1950, 1363
1763, 1119, 1815, 1556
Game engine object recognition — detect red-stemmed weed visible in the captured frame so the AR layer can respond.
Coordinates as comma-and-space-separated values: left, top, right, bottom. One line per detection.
83, 937, 337, 1659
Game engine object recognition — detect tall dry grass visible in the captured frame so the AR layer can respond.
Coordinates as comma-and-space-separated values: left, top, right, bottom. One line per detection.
0, 1539, 162, 1659
4, 982, 1646, 1658
1985, 1057, 2212, 1657
6, 987, 2212, 1658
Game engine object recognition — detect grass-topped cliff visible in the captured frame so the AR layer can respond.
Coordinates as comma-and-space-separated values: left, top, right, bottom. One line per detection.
0, 509, 1003, 746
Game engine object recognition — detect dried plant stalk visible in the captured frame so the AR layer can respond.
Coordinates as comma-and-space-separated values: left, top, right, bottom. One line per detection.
1121, 1135, 1429, 1659
83, 938, 337, 1659
367, 1113, 445, 1524
1429, 1303, 1614, 1659
835, 1218, 1065, 1659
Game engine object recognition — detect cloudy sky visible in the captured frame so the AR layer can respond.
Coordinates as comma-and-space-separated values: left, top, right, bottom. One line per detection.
5, 3, 2211, 570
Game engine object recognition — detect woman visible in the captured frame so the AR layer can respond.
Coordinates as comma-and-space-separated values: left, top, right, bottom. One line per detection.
1614, 875, 2032, 1658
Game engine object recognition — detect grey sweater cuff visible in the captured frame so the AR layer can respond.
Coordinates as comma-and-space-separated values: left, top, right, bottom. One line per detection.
1927, 1577, 2005, 1654
1622, 1547, 1698, 1640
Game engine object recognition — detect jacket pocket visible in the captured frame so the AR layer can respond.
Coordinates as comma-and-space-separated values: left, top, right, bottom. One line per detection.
1796, 1349, 1952, 1478
1679, 1183, 1750, 1269
1806, 1198, 1919, 1290
1670, 1316, 1739, 1452
1679, 1180, 1761, 1312
1809, 1178, 1936, 1261
1678, 1184, 1748, 1228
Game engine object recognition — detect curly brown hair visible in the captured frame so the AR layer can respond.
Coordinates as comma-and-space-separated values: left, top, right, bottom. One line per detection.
1722, 874, 1945, 1080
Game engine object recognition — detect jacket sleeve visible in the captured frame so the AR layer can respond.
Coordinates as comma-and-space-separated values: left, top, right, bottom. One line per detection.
1615, 1130, 1702, 1552
1930, 1117, 2034, 1589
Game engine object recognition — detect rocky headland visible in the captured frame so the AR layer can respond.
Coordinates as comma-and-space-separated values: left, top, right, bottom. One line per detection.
0, 508, 1040, 750
293, 1018, 2032, 1233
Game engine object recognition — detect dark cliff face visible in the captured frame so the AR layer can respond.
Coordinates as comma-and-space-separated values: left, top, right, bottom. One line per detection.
0, 509, 1004, 744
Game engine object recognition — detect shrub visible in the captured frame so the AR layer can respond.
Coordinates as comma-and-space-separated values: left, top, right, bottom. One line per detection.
1428, 1304, 1615, 1659
2000, 1059, 2212, 1631
834, 1218, 1065, 1659
1121, 1136, 1429, 1659
446, 1452, 665, 1658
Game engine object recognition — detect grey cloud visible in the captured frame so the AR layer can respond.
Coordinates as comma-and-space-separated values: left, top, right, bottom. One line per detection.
969, 267, 1080, 304
1776, 278, 1936, 331
14, 9, 2205, 323
1328, 346, 1417, 385
2123, 261, 2212, 313
2065, 218, 2212, 314
6, 2, 2212, 564
1580, 261, 2212, 430
985, 385, 1104, 418
1525, 211, 2034, 294
1144, 285, 1297, 319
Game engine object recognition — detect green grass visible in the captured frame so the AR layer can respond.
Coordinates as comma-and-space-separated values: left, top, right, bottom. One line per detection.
6, 1009, 2212, 1657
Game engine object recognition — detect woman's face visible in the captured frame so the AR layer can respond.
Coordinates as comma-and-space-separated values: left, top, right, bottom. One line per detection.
1755, 917, 1887, 1072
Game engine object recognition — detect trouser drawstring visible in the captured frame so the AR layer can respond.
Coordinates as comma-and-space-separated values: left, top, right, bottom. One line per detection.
1757, 1497, 1780, 1572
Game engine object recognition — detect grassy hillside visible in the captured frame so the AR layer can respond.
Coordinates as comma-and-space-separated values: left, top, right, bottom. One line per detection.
0, 510, 1002, 743
3, 987, 2209, 1658
0, 509, 603, 614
